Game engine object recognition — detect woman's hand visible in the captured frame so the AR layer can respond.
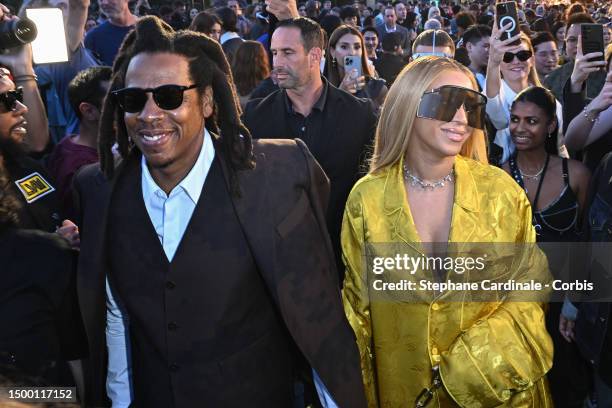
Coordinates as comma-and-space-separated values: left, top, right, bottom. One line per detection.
570, 35, 607, 93
487, 19, 523, 67
339, 68, 366, 94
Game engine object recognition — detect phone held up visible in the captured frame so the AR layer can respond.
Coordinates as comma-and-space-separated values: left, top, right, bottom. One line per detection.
581, 23, 605, 63
344, 56, 363, 79
496, 1, 521, 46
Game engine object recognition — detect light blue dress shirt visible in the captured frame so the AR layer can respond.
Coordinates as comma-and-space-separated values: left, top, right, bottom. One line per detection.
105, 130, 214, 407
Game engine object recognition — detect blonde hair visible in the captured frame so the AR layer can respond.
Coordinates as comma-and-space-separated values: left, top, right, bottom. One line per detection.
501, 33, 542, 87
370, 56, 488, 173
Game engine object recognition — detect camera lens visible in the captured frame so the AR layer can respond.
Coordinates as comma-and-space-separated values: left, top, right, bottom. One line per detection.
0, 18, 38, 50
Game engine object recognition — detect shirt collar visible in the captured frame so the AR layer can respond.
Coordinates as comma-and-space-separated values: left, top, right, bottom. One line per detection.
385, 24, 397, 32
220, 31, 240, 44
283, 77, 329, 116
141, 129, 215, 204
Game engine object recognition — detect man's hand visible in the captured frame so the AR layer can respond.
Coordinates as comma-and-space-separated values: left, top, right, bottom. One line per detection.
570, 35, 606, 93
57, 219, 80, 249
0, 3, 35, 76
266, 0, 299, 21
559, 314, 576, 343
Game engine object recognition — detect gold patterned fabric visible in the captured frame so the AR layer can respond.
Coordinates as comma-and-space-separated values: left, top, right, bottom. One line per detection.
341, 155, 554, 407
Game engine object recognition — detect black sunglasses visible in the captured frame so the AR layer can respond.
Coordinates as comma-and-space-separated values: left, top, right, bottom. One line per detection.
503, 50, 533, 63
112, 84, 199, 113
0, 87, 23, 112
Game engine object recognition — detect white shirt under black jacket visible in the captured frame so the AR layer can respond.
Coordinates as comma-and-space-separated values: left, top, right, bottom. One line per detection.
105, 129, 338, 407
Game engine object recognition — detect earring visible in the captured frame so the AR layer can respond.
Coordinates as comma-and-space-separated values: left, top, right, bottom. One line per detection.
547, 132, 552, 139
331, 56, 337, 68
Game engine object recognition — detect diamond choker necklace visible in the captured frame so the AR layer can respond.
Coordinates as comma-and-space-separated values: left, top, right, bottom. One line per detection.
403, 165, 455, 189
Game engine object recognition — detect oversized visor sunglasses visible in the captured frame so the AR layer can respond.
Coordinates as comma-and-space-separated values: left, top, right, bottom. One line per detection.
0, 87, 24, 112
112, 84, 199, 113
503, 50, 533, 63
417, 85, 487, 130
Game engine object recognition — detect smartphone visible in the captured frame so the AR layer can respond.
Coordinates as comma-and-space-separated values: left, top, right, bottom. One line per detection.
581, 23, 605, 62
25, 8, 68, 64
496, 1, 521, 46
344, 56, 362, 78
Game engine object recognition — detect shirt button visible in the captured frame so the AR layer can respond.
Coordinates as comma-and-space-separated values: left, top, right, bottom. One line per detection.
166, 281, 176, 289
432, 347, 439, 355
168, 322, 178, 331
431, 303, 440, 311
169, 363, 179, 372
301, 126, 306, 132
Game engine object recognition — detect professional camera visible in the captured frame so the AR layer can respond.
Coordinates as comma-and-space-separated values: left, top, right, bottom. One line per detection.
0, 18, 37, 51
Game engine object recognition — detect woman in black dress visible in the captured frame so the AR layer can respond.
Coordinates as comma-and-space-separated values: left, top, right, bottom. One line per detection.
503, 85, 591, 408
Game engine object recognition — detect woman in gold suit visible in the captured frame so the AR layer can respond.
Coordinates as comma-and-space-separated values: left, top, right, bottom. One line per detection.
341, 56, 553, 407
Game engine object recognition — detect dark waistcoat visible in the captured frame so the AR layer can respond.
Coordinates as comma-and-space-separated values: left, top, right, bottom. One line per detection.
107, 158, 294, 408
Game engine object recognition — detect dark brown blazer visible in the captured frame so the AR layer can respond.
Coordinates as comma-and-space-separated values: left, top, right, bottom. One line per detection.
74, 136, 367, 407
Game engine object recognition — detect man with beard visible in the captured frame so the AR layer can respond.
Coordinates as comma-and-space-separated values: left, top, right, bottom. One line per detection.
78, 16, 367, 408
243, 17, 377, 283
0, 6, 74, 235
85, 0, 138, 65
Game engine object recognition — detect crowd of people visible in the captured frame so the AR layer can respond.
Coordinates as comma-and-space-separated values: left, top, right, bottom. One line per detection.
1, 0, 612, 406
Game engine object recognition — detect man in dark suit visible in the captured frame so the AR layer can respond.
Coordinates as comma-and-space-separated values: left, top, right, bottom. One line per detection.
74, 16, 366, 408
376, 5, 411, 54
243, 18, 377, 282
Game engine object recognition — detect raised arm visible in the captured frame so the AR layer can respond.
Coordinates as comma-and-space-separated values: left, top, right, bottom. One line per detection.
565, 70, 612, 151
67, 0, 90, 53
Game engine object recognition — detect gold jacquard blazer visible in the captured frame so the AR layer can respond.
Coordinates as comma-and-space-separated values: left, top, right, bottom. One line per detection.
341, 155, 554, 408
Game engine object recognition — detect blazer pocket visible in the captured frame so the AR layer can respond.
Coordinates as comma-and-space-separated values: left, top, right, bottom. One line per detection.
276, 190, 309, 238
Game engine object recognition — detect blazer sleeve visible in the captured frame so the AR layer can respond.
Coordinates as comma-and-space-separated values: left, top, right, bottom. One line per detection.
296, 138, 330, 227
439, 192, 553, 407
341, 192, 379, 407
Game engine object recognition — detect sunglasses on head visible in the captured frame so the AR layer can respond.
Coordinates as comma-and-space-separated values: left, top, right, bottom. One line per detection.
112, 84, 199, 113
503, 50, 533, 63
0, 87, 23, 113
417, 85, 487, 130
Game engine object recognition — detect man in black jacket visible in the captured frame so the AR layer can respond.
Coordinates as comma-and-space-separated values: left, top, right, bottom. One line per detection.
374, 31, 407, 86
243, 17, 377, 282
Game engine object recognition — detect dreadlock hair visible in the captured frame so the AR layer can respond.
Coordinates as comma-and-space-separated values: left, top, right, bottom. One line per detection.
99, 16, 255, 195
0, 154, 21, 232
